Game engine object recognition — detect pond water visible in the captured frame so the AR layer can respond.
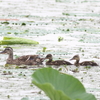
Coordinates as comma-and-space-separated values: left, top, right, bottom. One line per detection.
0, 0, 100, 100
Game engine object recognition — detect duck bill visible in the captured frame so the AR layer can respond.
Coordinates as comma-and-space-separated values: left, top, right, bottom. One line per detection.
70, 58, 74, 60
44, 57, 48, 59
36, 58, 46, 62
0, 51, 6, 54
41, 58, 46, 61
45, 56, 51, 60
42, 58, 47, 61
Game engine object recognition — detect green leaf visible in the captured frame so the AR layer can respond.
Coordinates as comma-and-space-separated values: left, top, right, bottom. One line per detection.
21, 97, 29, 100
32, 67, 96, 100
0, 36, 39, 45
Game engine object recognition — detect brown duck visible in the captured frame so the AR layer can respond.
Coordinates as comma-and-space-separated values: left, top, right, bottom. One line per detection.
45, 54, 72, 65
0, 47, 44, 65
70, 55, 98, 67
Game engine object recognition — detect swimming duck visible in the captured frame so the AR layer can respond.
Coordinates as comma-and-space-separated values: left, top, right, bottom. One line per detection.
0, 47, 44, 65
45, 54, 72, 65
70, 55, 98, 67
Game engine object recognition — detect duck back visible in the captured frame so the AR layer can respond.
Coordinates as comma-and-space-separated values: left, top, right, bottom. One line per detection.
46, 60, 72, 65
80, 61, 98, 66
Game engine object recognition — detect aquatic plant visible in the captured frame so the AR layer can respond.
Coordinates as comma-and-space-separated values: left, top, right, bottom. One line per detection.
42, 47, 47, 52
32, 67, 96, 100
0, 36, 39, 45
21, 22, 26, 26
21, 97, 29, 100
1, 21, 9, 25
58, 36, 64, 42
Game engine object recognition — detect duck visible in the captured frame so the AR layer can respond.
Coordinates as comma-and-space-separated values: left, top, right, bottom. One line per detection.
70, 55, 98, 67
0, 47, 44, 65
45, 54, 72, 65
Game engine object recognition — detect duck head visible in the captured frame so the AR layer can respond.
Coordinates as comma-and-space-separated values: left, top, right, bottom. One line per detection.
0, 47, 13, 54
45, 54, 52, 60
70, 55, 80, 61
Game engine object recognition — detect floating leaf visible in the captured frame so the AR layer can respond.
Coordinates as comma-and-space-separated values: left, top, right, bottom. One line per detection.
0, 36, 39, 45
32, 67, 96, 100
21, 97, 29, 100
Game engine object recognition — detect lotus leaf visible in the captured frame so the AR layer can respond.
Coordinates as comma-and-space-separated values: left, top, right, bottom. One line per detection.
32, 67, 96, 100
0, 36, 39, 45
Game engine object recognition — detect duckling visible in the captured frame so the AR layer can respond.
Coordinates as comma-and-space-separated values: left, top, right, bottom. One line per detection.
0, 47, 44, 65
70, 55, 98, 67
45, 54, 72, 65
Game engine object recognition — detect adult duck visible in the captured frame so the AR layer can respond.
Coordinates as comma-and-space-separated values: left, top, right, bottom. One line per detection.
0, 47, 44, 65
70, 55, 98, 67
45, 54, 72, 65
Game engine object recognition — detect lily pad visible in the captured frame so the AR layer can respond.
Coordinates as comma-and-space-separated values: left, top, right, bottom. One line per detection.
0, 36, 39, 45
32, 67, 96, 100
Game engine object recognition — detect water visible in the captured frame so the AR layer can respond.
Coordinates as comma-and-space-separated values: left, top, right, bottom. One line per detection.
0, 0, 100, 100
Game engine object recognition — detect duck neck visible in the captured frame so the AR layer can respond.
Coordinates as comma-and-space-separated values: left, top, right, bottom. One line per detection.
7, 52, 13, 63
48, 58, 52, 62
75, 60, 80, 67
